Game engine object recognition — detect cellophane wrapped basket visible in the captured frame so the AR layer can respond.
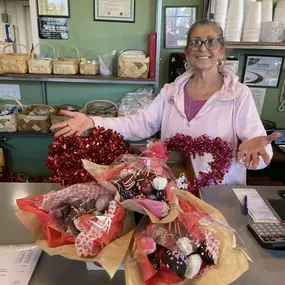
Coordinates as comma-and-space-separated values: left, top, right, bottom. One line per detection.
80, 51, 99, 75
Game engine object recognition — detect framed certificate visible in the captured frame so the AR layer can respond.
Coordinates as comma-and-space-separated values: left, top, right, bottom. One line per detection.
37, 0, 70, 18
243, 55, 284, 88
94, 0, 135, 23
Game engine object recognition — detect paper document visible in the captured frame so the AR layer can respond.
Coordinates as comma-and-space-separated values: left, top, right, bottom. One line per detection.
232, 188, 279, 223
0, 245, 42, 285
250, 88, 266, 116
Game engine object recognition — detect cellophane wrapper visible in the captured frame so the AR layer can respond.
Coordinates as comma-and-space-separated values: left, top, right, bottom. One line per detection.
83, 142, 180, 222
125, 189, 250, 285
16, 182, 135, 278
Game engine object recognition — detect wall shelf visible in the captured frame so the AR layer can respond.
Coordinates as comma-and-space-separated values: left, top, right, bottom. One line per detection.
226, 41, 285, 50
0, 74, 156, 85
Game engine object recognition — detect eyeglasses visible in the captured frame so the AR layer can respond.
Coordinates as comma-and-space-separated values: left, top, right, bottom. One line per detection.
187, 38, 222, 51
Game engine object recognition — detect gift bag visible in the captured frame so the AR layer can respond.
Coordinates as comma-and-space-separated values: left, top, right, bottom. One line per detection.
16, 182, 135, 278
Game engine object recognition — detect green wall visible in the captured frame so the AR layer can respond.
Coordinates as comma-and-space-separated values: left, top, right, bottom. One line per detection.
1, 0, 285, 177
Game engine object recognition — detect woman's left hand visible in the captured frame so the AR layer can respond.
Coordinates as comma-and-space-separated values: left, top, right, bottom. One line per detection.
237, 132, 282, 169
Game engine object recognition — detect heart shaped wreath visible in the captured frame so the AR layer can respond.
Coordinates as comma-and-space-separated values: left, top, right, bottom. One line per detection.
165, 134, 233, 194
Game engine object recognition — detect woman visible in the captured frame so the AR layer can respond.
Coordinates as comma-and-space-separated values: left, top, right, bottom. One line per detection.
51, 19, 280, 185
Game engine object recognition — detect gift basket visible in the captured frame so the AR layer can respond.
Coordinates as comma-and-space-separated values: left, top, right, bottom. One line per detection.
81, 100, 118, 117
80, 51, 99, 75
0, 44, 29, 74
16, 182, 135, 277
53, 45, 80, 75
118, 88, 154, 117
28, 42, 55, 74
0, 96, 25, 132
17, 104, 55, 133
125, 189, 250, 285
83, 141, 181, 223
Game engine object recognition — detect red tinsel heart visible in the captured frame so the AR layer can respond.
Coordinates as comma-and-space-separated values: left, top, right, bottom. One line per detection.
45, 127, 130, 186
165, 134, 233, 195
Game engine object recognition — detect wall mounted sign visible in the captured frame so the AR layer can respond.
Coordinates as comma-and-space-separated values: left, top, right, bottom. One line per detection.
164, 6, 198, 48
94, 0, 135, 22
38, 17, 69, 40
37, 0, 70, 18
243, 55, 284, 88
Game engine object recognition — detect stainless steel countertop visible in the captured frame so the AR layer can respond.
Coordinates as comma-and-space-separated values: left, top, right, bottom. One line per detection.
2, 183, 285, 284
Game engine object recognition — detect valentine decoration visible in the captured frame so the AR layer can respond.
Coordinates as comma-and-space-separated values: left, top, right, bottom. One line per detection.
46, 127, 130, 186
165, 134, 233, 195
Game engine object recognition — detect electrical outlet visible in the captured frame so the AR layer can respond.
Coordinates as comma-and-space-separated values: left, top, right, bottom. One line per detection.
0, 84, 21, 100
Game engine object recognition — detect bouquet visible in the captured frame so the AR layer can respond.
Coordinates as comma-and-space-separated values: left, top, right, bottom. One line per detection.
83, 142, 180, 222
16, 182, 134, 277
124, 188, 250, 285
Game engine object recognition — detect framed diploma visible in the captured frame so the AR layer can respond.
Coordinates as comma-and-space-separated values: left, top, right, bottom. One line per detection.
94, 0, 135, 23
37, 0, 70, 18
243, 55, 284, 88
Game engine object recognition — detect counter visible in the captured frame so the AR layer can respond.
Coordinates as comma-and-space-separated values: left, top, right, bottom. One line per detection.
2, 183, 285, 284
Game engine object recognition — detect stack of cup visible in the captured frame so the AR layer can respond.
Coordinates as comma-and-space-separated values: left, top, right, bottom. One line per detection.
214, 0, 228, 32
262, 0, 273, 23
242, 1, 262, 42
274, 0, 285, 25
224, 0, 244, 41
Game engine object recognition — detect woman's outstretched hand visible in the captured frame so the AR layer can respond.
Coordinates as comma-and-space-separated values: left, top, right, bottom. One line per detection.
237, 132, 282, 169
50, 110, 94, 137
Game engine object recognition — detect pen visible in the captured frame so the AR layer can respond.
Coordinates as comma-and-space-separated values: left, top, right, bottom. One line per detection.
243, 195, 248, 216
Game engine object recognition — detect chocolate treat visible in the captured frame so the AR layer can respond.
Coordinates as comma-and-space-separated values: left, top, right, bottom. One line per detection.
176, 237, 194, 256
122, 174, 137, 191
148, 251, 160, 271
136, 174, 153, 195
185, 254, 202, 279
80, 198, 96, 213
162, 250, 187, 278
112, 180, 124, 193
155, 189, 166, 201
95, 195, 112, 212
152, 177, 167, 191
133, 193, 146, 199
197, 243, 214, 265
65, 215, 80, 236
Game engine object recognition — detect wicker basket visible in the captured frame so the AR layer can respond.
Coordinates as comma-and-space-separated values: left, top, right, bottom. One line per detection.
117, 55, 150, 79
0, 44, 29, 74
28, 42, 55, 74
0, 96, 26, 132
53, 45, 80, 75
17, 105, 55, 133
81, 100, 117, 117
80, 51, 99, 75
51, 104, 82, 125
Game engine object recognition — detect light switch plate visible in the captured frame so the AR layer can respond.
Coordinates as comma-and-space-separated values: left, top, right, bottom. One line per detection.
0, 84, 21, 100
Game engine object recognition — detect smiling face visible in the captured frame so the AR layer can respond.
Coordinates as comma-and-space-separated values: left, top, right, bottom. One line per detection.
185, 25, 225, 72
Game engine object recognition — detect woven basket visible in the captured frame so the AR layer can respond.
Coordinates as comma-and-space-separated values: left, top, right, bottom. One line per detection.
17, 105, 55, 133
28, 42, 55, 74
51, 104, 82, 125
118, 56, 150, 79
80, 51, 99, 75
53, 45, 80, 75
0, 44, 29, 74
81, 100, 117, 117
0, 96, 26, 132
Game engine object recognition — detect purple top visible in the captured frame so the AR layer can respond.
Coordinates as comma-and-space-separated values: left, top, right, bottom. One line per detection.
184, 84, 207, 121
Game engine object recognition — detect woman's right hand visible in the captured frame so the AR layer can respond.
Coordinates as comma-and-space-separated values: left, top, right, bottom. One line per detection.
50, 110, 94, 137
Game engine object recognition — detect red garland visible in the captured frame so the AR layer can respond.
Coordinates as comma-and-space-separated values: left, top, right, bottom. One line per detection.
46, 127, 130, 186
165, 134, 233, 194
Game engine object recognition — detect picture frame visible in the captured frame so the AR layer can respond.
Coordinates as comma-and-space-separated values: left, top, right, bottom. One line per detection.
37, 0, 70, 18
242, 55, 284, 88
164, 6, 198, 49
94, 0, 135, 23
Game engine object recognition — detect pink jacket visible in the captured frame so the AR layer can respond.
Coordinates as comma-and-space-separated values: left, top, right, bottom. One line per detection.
92, 71, 272, 185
